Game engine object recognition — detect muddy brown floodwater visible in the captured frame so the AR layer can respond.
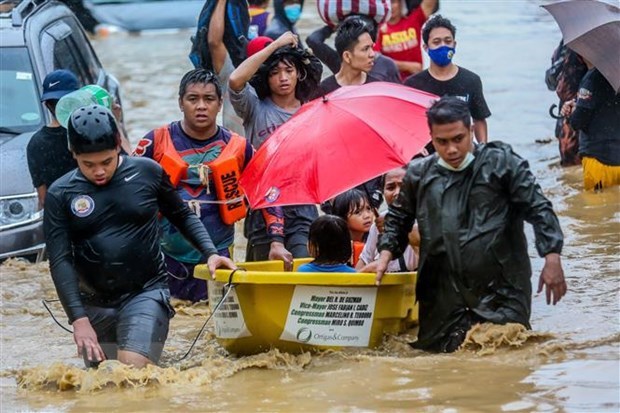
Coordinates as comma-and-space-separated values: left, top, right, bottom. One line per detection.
1, 1, 618, 412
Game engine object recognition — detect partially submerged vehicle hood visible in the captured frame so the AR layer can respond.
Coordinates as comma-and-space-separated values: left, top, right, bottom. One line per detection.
85, 1, 203, 31
0, 132, 36, 197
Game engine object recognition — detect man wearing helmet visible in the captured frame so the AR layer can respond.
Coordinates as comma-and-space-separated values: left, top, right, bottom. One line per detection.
44, 105, 235, 368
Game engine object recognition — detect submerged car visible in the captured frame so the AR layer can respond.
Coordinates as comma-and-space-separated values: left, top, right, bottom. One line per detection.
0, 0, 123, 261
83, 0, 203, 32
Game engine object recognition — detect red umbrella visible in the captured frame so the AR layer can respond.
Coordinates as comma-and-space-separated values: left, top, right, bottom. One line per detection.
239, 82, 438, 209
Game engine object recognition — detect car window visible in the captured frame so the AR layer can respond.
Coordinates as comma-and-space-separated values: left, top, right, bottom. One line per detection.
0, 47, 43, 133
62, 16, 102, 82
40, 18, 101, 86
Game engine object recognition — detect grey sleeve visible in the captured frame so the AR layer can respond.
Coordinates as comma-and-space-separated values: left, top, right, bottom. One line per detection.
228, 83, 259, 121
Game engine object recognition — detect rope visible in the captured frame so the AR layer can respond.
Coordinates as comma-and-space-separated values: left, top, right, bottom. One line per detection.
173, 267, 246, 363
42, 267, 247, 363
41, 299, 73, 334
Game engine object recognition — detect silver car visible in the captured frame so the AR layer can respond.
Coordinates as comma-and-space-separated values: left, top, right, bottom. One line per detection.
84, 0, 203, 32
0, 0, 123, 261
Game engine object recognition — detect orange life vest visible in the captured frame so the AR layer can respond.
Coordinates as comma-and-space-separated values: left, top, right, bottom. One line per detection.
152, 126, 248, 225
352, 241, 365, 267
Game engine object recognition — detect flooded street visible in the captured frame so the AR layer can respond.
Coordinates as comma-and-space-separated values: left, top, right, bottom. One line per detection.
1, 1, 619, 411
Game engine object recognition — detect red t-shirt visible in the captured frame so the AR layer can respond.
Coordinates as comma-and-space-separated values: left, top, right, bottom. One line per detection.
374, 7, 427, 80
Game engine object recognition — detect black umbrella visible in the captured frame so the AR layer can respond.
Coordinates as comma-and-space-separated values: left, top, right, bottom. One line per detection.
543, 0, 620, 93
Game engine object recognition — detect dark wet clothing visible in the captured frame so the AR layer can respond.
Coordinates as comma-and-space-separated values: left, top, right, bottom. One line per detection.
84, 287, 174, 365
306, 25, 401, 84
379, 141, 564, 352
546, 41, 587, 166
44, 155, 218, 323
244, 205, 317, 260
27, 126, 77, 189
570, 68, 620, 166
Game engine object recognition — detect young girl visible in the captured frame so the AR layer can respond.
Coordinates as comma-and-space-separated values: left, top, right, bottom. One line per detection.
331, 189, 374, 266
356, 167, 418, 272
297, 215, 357, 273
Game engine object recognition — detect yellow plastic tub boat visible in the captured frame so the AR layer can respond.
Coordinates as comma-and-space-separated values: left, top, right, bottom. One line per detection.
193, 259, 418, 356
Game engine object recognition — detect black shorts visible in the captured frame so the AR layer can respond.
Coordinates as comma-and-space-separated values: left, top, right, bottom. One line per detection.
84, 288, 175, 365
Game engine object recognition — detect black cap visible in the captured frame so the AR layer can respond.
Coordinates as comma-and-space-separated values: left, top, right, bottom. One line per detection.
68, 105, 121, 154
41, 69, 80, 101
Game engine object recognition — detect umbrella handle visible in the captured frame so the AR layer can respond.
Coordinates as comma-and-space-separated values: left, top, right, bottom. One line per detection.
549, 103, 564, 120
360, 184, 380, 218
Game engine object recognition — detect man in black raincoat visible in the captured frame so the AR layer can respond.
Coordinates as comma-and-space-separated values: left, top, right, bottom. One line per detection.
376, 96, 567, 353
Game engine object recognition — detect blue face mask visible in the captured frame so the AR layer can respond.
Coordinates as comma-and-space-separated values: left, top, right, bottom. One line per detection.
428, 45, 455, 67
284, 4, 302, 24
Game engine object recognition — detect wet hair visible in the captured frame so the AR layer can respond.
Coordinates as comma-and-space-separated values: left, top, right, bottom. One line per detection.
308, 215, 352, 263
178, 69, 222, 100
253, 52, 300, 100
426, 96, 472, 129
335, 17, 373, 58
379, 165, 408, 191
331, 189, 370, 221
251, 45, 322, 102
421, 14, 457, 46
342, 14, 378, 42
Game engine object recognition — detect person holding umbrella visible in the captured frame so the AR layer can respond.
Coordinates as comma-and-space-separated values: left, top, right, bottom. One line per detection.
228, 31, 323, 266
561, 65, 620, 191
543, 0, 620, 180
375, 96, 567, 353
318, 18, 386, 209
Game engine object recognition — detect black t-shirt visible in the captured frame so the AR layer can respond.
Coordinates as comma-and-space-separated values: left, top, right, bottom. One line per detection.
26, 126, 77, 188
319, 74, 380, 96
404, 67, 492, 120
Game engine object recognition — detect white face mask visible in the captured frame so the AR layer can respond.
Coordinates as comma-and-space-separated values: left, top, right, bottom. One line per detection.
437, 151, 475, 171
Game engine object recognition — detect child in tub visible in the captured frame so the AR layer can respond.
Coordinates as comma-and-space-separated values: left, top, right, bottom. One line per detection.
357, 167, 418, 272
297, 215, 357, 273
331, 189, 374, 267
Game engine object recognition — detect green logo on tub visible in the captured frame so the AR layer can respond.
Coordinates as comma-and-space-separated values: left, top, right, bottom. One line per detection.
296, 327, 312, 342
